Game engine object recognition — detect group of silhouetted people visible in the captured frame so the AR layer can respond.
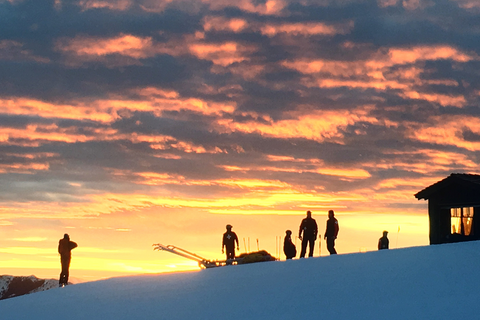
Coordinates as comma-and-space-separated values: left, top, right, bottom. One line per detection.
295, 210, 339, 259
220, 210, 341, 261
221, 210, 345, 261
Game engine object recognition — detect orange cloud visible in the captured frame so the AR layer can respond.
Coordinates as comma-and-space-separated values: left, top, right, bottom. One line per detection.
120, 87, 237, 114
453, 0, 480, 9
56, 32, 259, 70
188, 41, 256, 66
377, 0, 399, 7
281, 45, 475, 106
402, 0, 432, 10
77, 0, 132, 10
0, 163, 49, 174
406, 115, 480, 151
0, 97, 115, 122
0, 124, 120, 147
263, 155, 371, 179
0, 87, 235, 126
374, 176, 443, 190
365, 148, 479, 174
260, 21, 354, 37
388, 46, 474, 64
206, 0, 287, 15
56, 34, 154, 59
283, 45, 476, 77
216, 106, 394, 143
203, 16, 249, 33
400, 90, 466, 107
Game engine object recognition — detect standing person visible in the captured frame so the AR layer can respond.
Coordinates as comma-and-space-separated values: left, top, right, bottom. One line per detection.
222, 224, 239, 261
283, 230, 296, 259
298, 211, 318, 258
324, 210, 339, 255
58, 234, 77, 287
378, 230, 389, 250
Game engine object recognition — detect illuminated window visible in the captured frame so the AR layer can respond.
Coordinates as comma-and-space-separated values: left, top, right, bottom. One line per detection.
450, 207, 474, 236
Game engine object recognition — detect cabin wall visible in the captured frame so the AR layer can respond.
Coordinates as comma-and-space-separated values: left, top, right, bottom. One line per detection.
428, 200, 450, 244
473, 207, 480, 239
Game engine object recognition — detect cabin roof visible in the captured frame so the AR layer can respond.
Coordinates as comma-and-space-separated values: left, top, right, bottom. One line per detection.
415, 173, 480, 200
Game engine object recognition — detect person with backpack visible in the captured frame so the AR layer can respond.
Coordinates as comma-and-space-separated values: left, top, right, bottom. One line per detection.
378, 230, 389, 250
58, 234, 78, 287
283, 230, 296, 259
298, 211, 318, 258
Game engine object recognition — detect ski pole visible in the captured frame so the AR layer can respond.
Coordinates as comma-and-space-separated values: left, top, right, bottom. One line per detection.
396, 226, 400, 248
319, 238, 321, 257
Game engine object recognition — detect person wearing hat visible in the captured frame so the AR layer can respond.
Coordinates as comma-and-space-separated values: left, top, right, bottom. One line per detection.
378, 231, 389, 250
298, 210, 318, 258
283, 230, 296, 259
58, 233, 78, 287
222, 224, 239, 261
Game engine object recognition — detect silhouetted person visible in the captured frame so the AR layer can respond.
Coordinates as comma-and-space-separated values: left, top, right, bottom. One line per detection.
324, 210, 339, 255
283, 230, 296, 259
299, 211, 318, 258
378, 230, 389, 250
58, 233, 77, 287
222, 224, 239, 262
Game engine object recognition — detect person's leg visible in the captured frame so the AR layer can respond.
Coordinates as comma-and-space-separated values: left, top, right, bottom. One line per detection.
308, 238, 315, 257
64, 257, 71, 284
59, 272, 65, 286
59, 256, 69, 286
327, 238, 337, 254
226, 249, 234, 264
300, 238, 308, 258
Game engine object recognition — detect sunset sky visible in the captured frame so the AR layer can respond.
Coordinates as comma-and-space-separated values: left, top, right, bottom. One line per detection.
1, 0, 480, 281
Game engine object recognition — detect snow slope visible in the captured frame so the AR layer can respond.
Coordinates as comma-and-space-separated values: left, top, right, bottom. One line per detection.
2, 241, 480, 320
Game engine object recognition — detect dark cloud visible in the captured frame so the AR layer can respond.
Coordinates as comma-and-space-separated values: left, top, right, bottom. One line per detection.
0, 54, 186, 100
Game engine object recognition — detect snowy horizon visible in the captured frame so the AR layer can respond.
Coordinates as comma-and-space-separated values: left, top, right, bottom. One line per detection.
2, 241, 480, 320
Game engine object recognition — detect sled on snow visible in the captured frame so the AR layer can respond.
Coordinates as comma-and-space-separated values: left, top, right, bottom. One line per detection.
153, 243, 276, 269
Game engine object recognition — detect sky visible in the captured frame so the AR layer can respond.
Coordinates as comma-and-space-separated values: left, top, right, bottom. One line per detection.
1, 0, 480, 280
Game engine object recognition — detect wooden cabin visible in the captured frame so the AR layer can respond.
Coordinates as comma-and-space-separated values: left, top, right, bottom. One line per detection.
415, 173, 480, 244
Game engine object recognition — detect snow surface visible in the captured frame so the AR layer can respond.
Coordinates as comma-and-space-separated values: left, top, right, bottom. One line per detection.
2, 241, 480, 320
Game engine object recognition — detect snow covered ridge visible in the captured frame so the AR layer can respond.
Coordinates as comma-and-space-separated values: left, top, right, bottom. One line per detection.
0, 275, 58, 300
2, 242, 480, 320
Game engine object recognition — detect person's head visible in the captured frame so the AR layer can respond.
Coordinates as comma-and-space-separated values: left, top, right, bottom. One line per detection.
383, 230, 388, 237
286, 230, 292, 236
226, 224, 232, 231
306, 210, 312, 218
328, 210, 335, 218
63, 233, 69, 240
